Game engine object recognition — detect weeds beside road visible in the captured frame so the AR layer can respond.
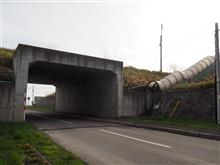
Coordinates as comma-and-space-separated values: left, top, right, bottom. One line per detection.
0, 123, 86, 165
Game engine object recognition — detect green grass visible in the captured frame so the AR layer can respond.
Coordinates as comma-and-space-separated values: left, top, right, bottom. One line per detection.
26, 105, 54, 113
120, 116, 220, 130
0, 123, 86, 165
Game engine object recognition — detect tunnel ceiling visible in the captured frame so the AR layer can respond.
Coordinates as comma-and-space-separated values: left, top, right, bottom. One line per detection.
28, 61, 116, 85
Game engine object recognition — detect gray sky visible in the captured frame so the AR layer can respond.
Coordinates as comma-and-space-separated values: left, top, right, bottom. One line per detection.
1, 0, 220, 97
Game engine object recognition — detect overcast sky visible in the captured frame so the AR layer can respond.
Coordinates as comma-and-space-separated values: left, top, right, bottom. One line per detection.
1, 0, 220, 98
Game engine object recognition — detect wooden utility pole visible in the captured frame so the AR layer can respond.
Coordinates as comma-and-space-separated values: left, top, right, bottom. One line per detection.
215, 23, 220, 124
160, 24, 163, 72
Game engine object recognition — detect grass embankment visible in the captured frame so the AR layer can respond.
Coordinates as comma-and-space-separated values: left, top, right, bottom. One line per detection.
123, 66, 168, 88
0, 48, 13, 71
120, 116, 220, 130
26, 105, 54, 113
0, 48, 14, 81
123, 66, 215, 89
0, 123, 86, 165
175, 74, 215, 89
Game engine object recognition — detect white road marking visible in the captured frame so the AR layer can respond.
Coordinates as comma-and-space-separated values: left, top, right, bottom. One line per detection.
100, 129, 171, 148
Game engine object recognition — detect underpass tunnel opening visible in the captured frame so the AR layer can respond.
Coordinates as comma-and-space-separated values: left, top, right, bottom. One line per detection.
27, 61, 118, 118
25, 83, 56, 112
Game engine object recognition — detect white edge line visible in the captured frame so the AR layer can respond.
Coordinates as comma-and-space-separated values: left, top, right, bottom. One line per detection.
100, 129, 171, 148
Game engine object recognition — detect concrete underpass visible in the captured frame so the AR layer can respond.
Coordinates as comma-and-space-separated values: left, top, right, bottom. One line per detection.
13, 44, 123, 121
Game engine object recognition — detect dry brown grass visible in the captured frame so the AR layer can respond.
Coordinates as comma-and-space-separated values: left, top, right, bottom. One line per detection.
123, 66, 168, 88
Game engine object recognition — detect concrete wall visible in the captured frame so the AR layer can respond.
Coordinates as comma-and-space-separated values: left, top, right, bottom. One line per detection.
121, 86, 215, 120
56, 76, 117, 118
122, 87, 146, 116
0, 82, 14, 122
12, 44, 123, 121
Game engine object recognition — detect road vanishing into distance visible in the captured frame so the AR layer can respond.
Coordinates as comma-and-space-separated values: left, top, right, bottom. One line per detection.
26, 111, 220, 165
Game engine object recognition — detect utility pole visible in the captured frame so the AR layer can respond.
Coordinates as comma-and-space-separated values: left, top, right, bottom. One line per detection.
215, 23, 220, 124
159, 24, 163, 72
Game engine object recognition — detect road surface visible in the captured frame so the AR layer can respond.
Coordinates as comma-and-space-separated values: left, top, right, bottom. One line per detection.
26, 111, 220, 165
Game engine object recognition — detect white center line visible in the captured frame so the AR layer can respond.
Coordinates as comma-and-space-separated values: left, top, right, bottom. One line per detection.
100, 129, 171, 148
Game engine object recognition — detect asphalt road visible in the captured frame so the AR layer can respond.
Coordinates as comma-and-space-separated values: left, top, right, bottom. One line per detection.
26, 111, 220, 165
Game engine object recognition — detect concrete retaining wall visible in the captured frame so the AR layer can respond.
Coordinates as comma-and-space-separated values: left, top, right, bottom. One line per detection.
122, 86, 215, 120
156, 87, 215, 120
0, 82, 14, 122
122, 87, 146, 116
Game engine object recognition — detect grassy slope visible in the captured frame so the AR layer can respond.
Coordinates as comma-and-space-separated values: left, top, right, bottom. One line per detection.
123, 66, 215, 89
174, 73, 215, 90
123, 66, 168, 88
0, 48, 14, 71
0, 48, 14, 81
0, 123, 86, 165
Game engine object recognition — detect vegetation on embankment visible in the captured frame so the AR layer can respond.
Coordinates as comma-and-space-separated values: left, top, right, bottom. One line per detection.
174, 74, 215, 90
0, 48, 14, 81
123, 66, 215, 89
0, 123, 86, 165
123, 66, 169, 87
0, 48, 14, 71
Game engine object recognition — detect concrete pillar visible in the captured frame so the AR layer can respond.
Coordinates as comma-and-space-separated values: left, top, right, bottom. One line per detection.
13, 48, 30, 122
55, 75, 118, 118
116, 72, 123, 117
